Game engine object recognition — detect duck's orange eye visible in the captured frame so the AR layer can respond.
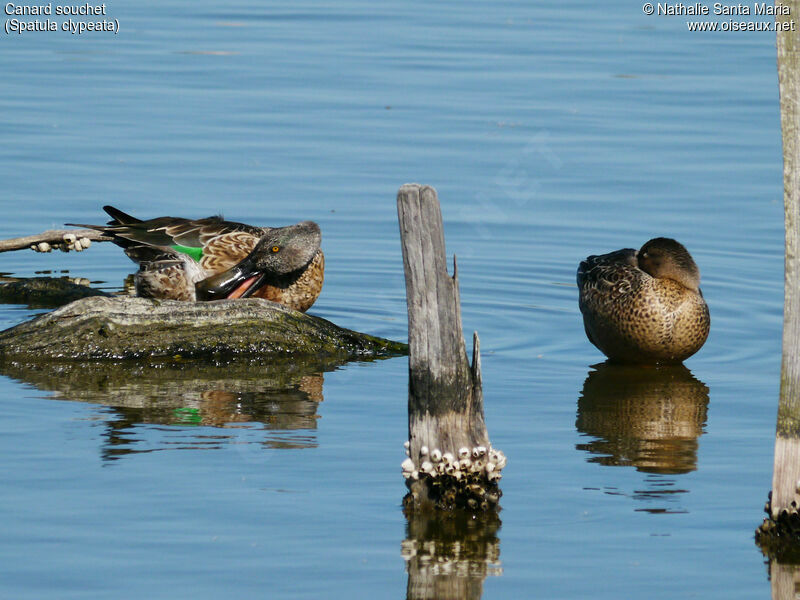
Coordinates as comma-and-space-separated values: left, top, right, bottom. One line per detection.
271, 246, 280, 253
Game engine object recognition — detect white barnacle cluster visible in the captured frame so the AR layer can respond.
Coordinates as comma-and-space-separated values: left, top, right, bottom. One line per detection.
400, 440, 506, 483
31, 233, 92, 253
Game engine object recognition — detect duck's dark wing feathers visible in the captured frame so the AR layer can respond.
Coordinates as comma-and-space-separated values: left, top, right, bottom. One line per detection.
122, 244, 185, 266
69, 205, 268, 250
576, 248, 637, 288
114, 216, 265, 250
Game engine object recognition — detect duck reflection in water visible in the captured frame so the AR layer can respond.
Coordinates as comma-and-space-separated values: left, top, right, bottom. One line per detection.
577, 362, 709, 474
576, 362, 709, 511
99, 370, 325, 460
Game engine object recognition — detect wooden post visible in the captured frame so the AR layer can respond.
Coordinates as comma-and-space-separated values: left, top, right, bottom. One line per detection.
397, 184, 505, 511
757, 2, 800, 548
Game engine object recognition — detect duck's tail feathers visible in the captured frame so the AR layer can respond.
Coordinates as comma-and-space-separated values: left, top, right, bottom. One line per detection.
65, 205, 142, 230
103, 205, 142, 225
63, 222, 106, 231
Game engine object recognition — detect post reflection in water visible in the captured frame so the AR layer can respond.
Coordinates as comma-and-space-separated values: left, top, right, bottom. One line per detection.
0, 355, 358, 460
575, 362, 710, 511
767, 560, 800, 600
402, 510, 502, 600
759, 514, 800, 598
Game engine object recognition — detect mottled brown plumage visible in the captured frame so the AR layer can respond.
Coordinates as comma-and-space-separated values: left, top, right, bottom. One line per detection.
69, 206, 324, 312
577, 238, 710, 364
247, 250, 325, 312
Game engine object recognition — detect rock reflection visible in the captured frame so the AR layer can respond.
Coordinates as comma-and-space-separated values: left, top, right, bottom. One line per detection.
402, 510, 501, 600
0, 274, 108, 308
576, 362, 709, 512
0, 355, 352, 460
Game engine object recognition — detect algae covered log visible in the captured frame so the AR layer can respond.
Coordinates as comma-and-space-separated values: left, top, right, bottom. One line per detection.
397, 183, 505, 512
0, 295, 406, 361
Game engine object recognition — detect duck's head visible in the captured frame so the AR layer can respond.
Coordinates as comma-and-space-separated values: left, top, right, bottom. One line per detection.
195, 221, 321, 300
637, 237, 701, 291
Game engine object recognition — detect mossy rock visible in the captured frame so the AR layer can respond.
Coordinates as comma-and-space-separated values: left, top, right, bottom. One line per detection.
0, 295, 407, 361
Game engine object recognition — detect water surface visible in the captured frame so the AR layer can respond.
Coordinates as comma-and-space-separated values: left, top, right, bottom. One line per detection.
0, 2, 785, 598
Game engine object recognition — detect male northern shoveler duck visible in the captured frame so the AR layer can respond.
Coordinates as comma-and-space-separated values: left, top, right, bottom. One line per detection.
69, 206, 324, 311
577, 237, 709, 364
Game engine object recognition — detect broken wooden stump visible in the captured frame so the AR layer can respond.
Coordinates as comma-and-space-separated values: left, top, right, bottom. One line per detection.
397, 183, 505, 512
0, 295, 407, 361
757, 1, 800, 553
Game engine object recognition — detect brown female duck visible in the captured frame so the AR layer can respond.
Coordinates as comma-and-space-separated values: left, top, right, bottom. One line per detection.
577, 237, 709, 364
71, 206, 324, 311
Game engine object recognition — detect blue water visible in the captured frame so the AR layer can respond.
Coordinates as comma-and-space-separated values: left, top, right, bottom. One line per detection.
0, 2, 786, 598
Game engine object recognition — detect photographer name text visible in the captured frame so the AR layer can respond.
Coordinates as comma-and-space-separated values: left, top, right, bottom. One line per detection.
655, 2, 788, 15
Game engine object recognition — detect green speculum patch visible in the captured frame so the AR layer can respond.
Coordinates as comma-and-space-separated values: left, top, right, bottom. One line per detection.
171, 244, 204, 261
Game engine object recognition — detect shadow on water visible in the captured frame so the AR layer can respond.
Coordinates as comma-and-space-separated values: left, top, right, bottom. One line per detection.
575, 362, 710, 512
402, 510, 502, 600
0, 354, 371, 461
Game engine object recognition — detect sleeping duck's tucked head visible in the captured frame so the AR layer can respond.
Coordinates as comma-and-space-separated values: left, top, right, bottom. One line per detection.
637, 237, 701, 292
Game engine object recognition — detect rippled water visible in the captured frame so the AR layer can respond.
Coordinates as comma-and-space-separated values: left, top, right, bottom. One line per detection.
0, 2, 787, 598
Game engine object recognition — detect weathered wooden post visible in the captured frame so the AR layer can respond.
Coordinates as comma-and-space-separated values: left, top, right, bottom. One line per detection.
756, 1, 800, 549
397, 184, 505, 511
